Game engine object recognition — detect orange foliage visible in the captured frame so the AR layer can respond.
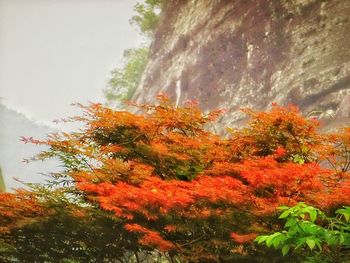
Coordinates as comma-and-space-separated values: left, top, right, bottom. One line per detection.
230, 232, 257, 244
7, 98, 350, 260
78, 175, 247, 220
0, 190, 47, 233
229, 104, 325, 161
125, 223, 174, 251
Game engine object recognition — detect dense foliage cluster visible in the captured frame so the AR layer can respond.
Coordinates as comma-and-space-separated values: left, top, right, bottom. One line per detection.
0, 168, 5, 192
104, 47, 149, 104
104, 0, 164, 106
130, 0, 164, 37
1, 96, 350, 262
256, 203, 350, 262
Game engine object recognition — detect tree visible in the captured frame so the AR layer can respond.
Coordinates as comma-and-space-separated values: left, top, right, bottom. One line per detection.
0, 186, 144, 262
104, 1, 164, 107
1, 97, 350, 262
0, 167, 5, 192
104, 47, 149, 107
130, 0, 164, 37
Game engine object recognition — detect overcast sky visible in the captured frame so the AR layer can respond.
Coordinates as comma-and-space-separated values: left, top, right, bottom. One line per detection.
0, 0, 143, 127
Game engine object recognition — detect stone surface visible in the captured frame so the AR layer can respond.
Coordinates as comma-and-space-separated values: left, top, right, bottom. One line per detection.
133, 0, 350, 129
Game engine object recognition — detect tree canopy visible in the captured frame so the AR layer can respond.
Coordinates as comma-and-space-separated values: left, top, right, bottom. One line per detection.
1, 96, 350, 262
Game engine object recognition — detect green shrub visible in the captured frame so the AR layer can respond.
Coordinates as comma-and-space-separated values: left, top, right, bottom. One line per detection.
256, 203, 350, 262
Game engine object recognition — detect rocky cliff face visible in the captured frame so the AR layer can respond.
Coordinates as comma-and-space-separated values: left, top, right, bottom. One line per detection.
133, 0, 350, 129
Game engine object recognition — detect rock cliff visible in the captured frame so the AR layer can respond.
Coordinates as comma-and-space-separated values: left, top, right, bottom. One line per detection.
133, 0, 350, 129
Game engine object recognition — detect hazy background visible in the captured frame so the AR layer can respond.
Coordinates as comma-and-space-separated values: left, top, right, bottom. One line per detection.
0, 0, 143, 125
0, 0, 144, 189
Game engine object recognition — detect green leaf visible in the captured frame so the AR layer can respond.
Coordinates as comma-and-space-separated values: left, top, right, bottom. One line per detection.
285, 218, 297, 227
293, 155, 305, 164
344, 213, 350, 222
272, 236, 282, 248
316, 240, 322, 251
255, 235, 268, 244
266, 233, 281, 248
306, 239, 316, 250
309, 209, 317, 222
265, 236, 274, 248
278, 205, 290, 211
339, 233, 345, 244
279, 210, 291, 219
282, 245, 290, 256
337, 208, 350, 222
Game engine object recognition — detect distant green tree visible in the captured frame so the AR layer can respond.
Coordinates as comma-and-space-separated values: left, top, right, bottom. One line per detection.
104, 47, 149, 106
104, 1, 164, 107
0, 168, 5, 192
130, 0, 164, 37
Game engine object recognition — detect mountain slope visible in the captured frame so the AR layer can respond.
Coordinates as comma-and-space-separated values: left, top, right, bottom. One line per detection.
0, 104, 59, 190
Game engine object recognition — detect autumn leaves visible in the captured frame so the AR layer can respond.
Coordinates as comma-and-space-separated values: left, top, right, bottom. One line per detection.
1, 97, 350, 261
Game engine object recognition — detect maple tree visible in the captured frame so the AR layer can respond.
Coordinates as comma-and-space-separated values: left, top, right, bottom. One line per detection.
1, 96, 350, 262
0, 186, 146, 262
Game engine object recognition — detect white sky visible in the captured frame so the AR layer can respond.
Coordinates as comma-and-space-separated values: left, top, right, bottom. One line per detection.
0, 0, 143, 126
